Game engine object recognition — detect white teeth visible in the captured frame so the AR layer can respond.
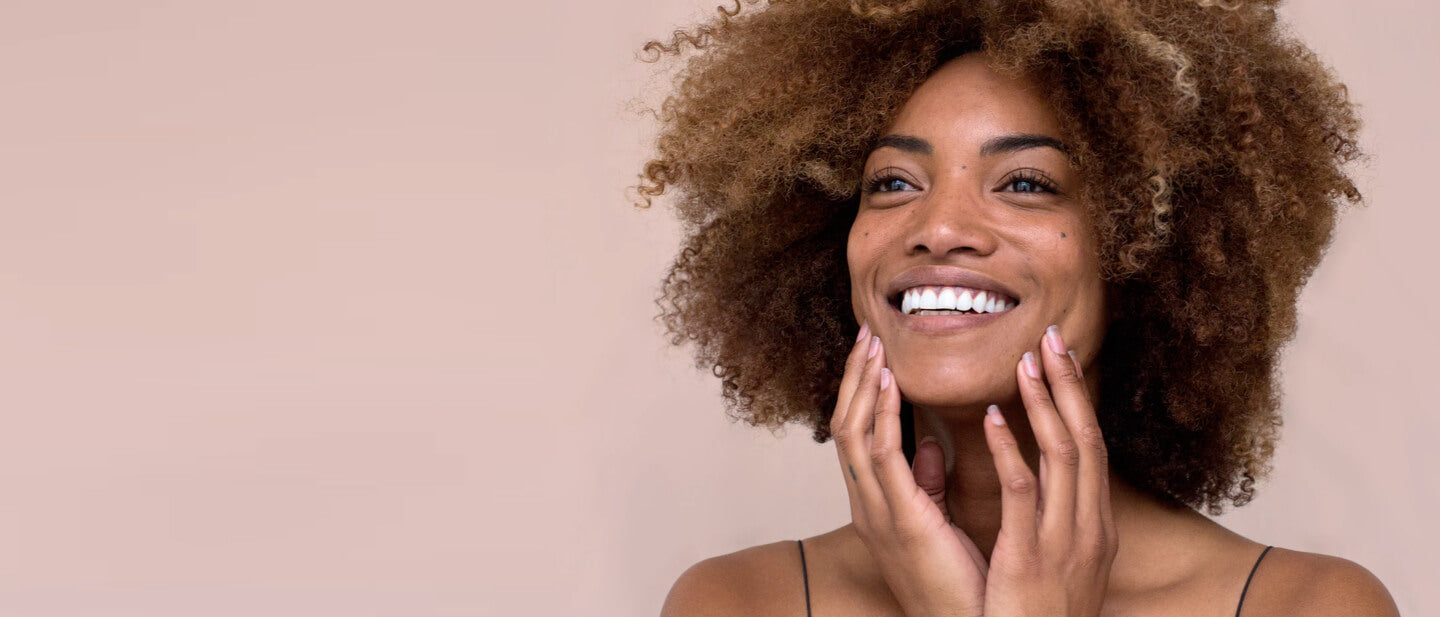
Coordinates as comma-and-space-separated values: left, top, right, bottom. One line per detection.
919, 288, 938, 310
895, 285, 1017, 315
937, 287, 956, 310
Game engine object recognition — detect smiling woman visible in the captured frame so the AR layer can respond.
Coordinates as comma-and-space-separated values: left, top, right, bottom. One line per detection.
633, 1, 1398, 616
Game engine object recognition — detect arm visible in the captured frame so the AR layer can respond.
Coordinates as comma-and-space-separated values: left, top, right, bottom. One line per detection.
1290, 558, 1400, 617
659, 557, 748, 617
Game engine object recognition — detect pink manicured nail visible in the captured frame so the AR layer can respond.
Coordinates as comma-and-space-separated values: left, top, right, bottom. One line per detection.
1045, 325, 1065, 355
1022, 352, 1040, 379
987, 404, 1005, 426
880, 368, 891, 390
868, 336, 881, 359
856, 321, 870, 342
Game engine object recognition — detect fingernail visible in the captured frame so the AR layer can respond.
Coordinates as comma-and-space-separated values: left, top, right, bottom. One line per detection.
987, 404, 1005, 426
920, 435, 938, 446
1022, 351, 1040, 379
880, 367, 891, 390
1067, 349, 1084, 380
868, 336, 881, 359
1045, 324, 1065, 355
856, 321, 870, 342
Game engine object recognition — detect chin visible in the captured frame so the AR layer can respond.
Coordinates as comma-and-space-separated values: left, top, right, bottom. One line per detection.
890, 359, 1016, 411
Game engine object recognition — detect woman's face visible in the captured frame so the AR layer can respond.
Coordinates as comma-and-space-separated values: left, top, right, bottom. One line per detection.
848, 52, 1107, 409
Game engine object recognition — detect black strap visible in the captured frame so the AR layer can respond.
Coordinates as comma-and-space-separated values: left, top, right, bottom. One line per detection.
797, 539, 812, 617
1236, 545, 1274, 617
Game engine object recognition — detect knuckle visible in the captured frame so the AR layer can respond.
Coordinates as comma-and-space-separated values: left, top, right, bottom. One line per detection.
1083, 528, 1110, 558
1007, 542, 1043, 574
1052, 359, 1082, 385
832, 426, 855, 448
1051, 438, 1081, 467
1006, 473, 1036, 495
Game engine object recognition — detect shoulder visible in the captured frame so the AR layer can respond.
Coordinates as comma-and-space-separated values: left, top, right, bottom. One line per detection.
1246, 547, 1399, 617
659, 539, 806, 617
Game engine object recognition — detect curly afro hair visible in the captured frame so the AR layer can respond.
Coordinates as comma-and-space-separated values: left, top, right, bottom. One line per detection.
631, 0, 1363, 515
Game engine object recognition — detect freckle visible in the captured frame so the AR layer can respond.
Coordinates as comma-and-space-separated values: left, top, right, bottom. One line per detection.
1060, 232, 1067, 238
864, 232, 869, 237
961, 165, 967, 169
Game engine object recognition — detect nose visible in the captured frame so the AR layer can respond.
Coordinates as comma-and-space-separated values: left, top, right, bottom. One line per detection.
903, 181, 999, 258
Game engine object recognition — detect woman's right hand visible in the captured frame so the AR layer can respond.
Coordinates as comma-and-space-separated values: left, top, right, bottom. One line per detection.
830, 322, 989, 617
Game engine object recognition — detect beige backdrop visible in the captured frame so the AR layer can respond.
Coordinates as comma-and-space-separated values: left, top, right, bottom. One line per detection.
0, 1, 1432, 616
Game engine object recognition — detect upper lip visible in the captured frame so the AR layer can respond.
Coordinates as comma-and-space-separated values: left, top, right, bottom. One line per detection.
885, 266, 1022, 305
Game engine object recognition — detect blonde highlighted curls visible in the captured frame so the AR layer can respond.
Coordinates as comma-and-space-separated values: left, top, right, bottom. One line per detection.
632, 0, 1363, 515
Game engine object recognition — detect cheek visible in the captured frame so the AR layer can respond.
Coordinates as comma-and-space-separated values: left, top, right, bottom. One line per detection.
1050, 229, 1108, 347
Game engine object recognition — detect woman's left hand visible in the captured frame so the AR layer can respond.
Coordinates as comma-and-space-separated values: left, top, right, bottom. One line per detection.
981, 324, 1118, 617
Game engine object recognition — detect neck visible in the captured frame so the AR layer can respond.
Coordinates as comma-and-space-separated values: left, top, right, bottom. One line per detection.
910, 400, 1027, 561
908, 365, 1117, 562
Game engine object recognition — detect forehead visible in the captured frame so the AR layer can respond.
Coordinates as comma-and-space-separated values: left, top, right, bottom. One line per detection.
880, 53, 1061, 150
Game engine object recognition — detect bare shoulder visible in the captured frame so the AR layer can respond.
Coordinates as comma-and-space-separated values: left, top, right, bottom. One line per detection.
1245, 547, 1400, 617
659, 539, 806, 617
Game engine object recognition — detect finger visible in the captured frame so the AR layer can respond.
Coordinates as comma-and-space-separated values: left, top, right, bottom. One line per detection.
1065, 345, 1112, 536
829, 321, 872, 434
832, 323, 874, 525
911, 436, 951, 523
1018, 348, 1077, 542
838, 335, 890, 522
1041, 326, 1111, 538
983, 404, 1038, 548
872, 362, 917, 511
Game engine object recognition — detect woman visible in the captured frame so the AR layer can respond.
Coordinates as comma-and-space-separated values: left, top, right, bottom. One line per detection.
635, 1, 1399, 615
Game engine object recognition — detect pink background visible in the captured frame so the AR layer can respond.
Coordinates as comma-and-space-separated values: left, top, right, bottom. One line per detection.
0, 1, 1432, 615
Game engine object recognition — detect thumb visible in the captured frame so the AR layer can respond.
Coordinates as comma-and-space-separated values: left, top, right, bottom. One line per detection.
911, 435, 951, 523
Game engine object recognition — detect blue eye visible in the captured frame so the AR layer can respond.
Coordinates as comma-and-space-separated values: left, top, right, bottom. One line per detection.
1002, 170, 1057, 194
864, 175, 910, 193
861, 167, 918, 195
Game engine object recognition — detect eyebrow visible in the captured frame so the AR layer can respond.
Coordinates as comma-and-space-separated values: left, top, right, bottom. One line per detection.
871, 132, 1068, 157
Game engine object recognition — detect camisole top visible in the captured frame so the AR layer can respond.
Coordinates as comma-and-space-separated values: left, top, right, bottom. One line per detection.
796, 540, 1275, 617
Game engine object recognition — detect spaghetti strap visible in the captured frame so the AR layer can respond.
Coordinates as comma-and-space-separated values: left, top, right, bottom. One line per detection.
1235, 545, 1274, 617
797, 539, 812, 617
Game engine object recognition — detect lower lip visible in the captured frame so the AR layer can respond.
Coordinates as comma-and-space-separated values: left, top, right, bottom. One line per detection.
888, 301, 1017, 333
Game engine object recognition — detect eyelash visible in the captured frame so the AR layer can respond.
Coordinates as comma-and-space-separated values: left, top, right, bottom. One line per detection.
860, 169, 1059, 195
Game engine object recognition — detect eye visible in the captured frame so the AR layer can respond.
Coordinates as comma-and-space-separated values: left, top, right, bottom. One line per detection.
1000, 169, 1059, 194
861, 167, 919, 195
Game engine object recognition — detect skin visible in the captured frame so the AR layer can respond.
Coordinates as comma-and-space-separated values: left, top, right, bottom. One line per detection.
844, 51, 1109, 577
660, 52, 1400, 617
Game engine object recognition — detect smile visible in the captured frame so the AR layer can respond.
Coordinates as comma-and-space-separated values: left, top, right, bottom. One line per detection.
885, 285, 1019, 334
891, 285, 1018, 315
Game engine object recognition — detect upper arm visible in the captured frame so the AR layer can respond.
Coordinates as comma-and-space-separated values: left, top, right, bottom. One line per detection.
658, 555, 752, 617
660, 542, 802, 617
1287, 556, 1400, 617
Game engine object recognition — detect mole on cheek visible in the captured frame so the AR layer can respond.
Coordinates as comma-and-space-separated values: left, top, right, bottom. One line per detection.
1060, 232, 1067, 239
